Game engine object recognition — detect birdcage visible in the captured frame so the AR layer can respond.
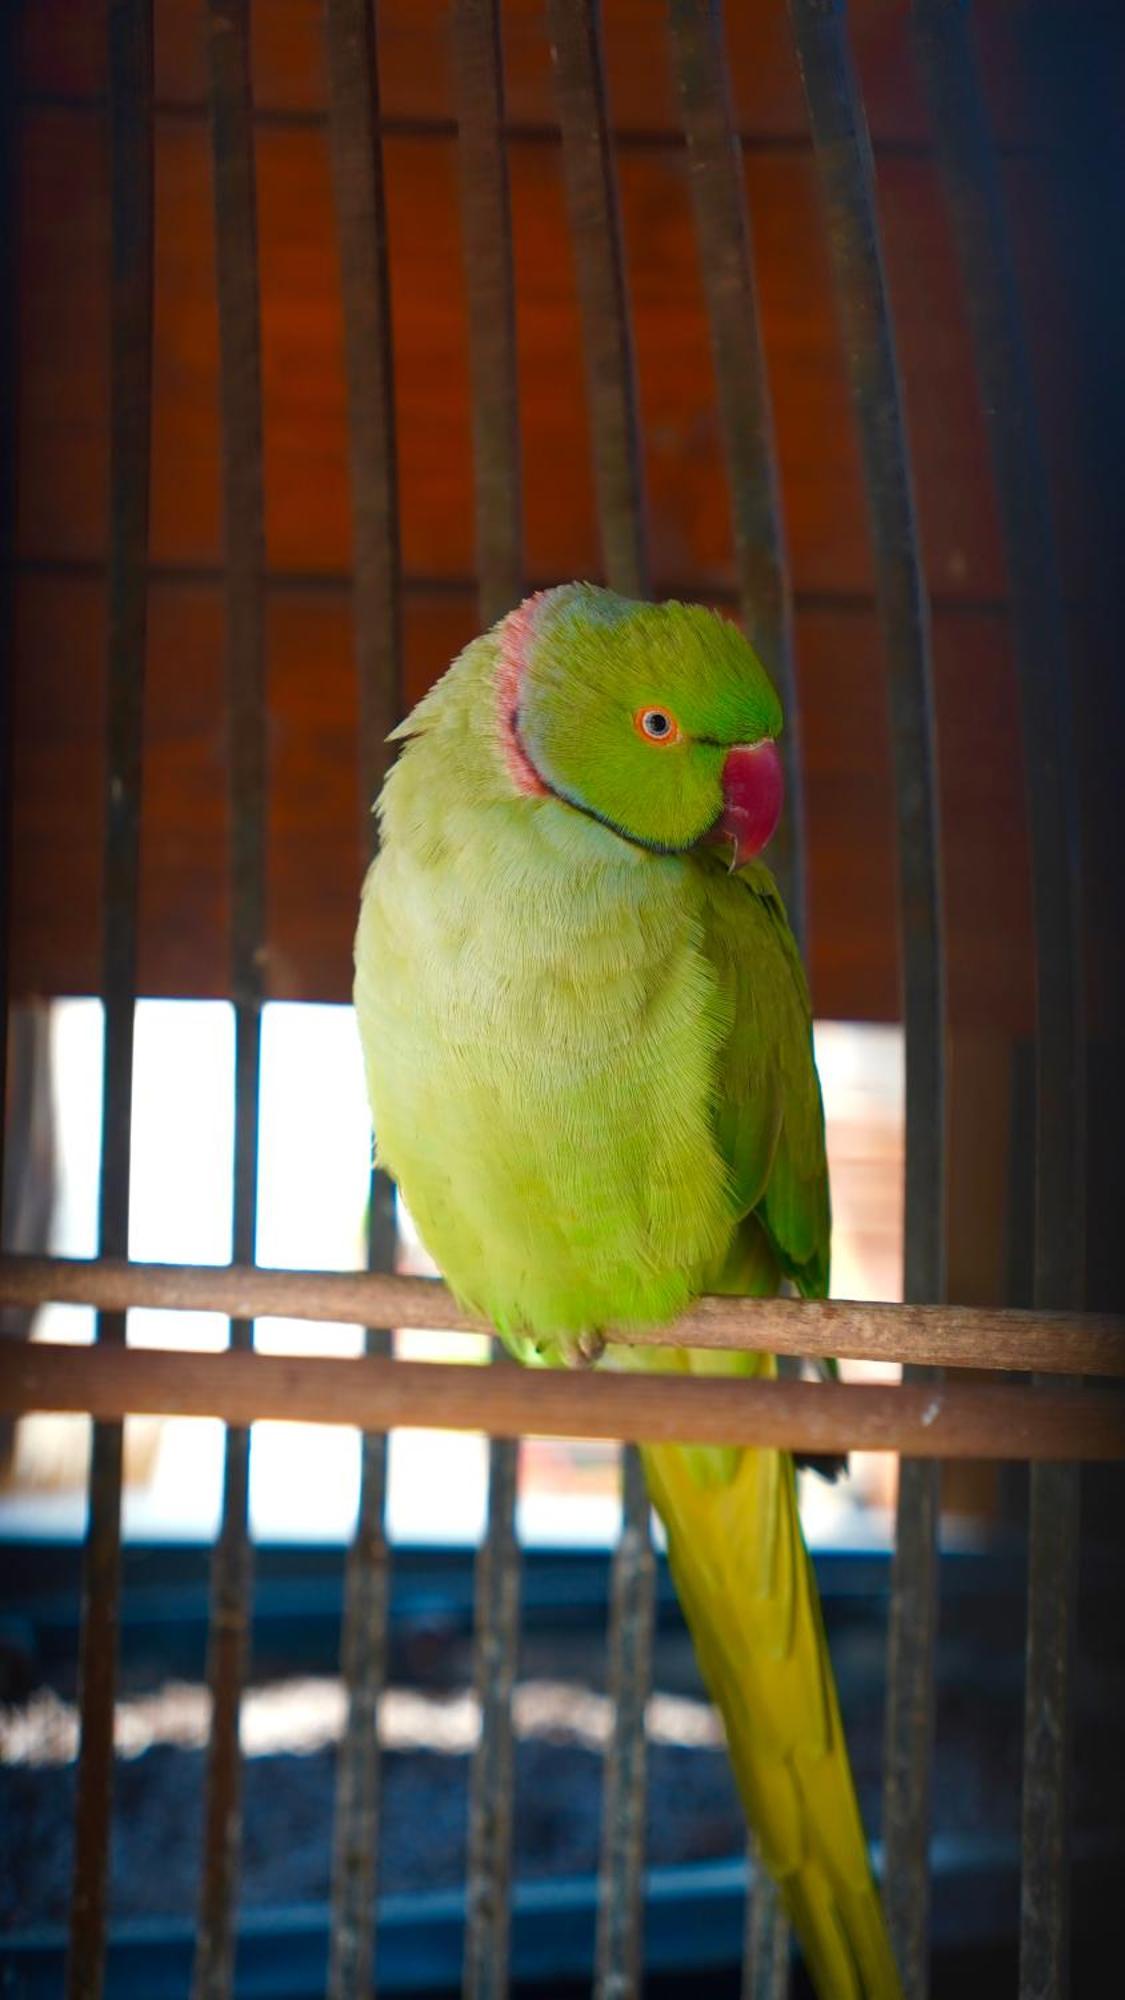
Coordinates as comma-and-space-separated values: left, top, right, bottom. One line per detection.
1, 3, 1123, 1998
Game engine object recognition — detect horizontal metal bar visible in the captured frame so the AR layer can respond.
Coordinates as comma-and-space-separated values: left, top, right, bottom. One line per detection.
3, 1343, 1123, 1460
18, 85, 1049, 164
2, 1256, 1121, 1377
12, 551, 1022, 621
12, 1830, 1123, 2000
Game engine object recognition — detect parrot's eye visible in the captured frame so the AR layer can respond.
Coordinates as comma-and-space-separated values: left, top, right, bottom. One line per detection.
635, 706, 681, 745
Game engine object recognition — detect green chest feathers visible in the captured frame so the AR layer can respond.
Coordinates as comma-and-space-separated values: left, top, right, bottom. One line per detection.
354, 791, 739, 1352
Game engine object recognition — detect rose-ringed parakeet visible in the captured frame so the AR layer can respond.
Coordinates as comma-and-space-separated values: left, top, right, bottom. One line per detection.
354, 584, 902, 2000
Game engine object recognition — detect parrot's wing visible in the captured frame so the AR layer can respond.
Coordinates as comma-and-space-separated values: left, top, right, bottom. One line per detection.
654, 867, 903, 2000
704, 858, 831, 1302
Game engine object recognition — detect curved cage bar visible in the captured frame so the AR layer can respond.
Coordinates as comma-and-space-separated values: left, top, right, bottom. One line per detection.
66, 4, 154, 1994
322, 3, 403, 1995
786, 5, 948, 1982
547, 7, 656, 1989
452, 9, 526, 1995
909, 9, 1086, 1994
192, 4, 267, 1992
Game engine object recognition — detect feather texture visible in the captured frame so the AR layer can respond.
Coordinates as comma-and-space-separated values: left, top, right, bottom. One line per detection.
354, 590, 902, 1997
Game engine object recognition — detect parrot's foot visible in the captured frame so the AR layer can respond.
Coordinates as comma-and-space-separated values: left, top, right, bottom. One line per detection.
570, 1329, 606, 1367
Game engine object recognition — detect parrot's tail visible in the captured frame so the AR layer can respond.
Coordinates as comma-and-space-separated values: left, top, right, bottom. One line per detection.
641, 1414, 903, 2000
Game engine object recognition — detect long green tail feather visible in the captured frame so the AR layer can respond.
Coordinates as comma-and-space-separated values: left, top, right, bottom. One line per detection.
639, 1377, 903, 2000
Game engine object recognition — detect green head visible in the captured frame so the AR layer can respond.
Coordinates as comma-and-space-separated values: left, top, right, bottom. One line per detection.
503, 584, 784, 863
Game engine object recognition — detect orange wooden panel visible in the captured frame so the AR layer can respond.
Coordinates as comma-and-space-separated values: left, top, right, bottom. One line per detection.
10, 577, 106, 1001
15, 109, 111, 568
9, 574, 1034, 1033
18, 108, 1040, 601
933, 612, 1035, 1037
7, 576, 477, 1005
999, 153, 1095, 602
798, 604, 1035, 1036
18, 0, 1047, 151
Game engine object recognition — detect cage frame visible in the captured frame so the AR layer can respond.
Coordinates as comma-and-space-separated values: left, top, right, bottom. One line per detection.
0, 3, 1120, 1999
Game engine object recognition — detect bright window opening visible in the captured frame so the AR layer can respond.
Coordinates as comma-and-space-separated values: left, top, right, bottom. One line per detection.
2, 1002, 908, 1548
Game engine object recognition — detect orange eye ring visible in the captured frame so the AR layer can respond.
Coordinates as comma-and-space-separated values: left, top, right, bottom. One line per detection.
634, 705, 682, 746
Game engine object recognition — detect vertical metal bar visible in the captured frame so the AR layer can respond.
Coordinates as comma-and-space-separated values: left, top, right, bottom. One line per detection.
786, 5, 947, 1995
669, 10, 798, 1979
323, 3, 402, 1994
546, 0, 650, 602
0, 0, 16, 1227
327, 0, 403, 807
667, 0, 804, 949
742, 1837, 790, 2000
66, 6, 154, 1997
880, 1457, 940, 1997
191, 5, 266, 1995
453, 0, 523, 631
547, 9, 655, 1994
464, 1437, 521, 2000
1021, 1465, 1080, 1997
909, 11, 1086, 1996
452, 8, 524, 1996
595, 1446, 657, 2000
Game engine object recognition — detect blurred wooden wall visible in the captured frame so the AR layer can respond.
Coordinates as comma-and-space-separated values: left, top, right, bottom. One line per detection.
6, 0, 1112, 1039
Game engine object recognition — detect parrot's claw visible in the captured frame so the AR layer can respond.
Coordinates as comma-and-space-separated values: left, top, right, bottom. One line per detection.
571, 1329, 606, 1367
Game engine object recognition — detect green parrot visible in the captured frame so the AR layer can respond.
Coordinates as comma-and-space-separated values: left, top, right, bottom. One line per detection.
354, 583, 902, 2000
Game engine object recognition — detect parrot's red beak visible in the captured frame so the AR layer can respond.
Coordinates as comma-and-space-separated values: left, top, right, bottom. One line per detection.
707, 740, 784, 866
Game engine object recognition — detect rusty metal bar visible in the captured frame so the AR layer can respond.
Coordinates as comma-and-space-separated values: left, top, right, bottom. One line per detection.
0, 4, 15, 1234
668, 0, 803, 947
452, 8, 525, 1994
742, 1836, 789, 2000
329, 1385, 390, 2000
464, 1434, 520, 2000
547, 0, 650, 602
193, 1434, 251, 2000
191, 6, 266, 1995
669, 10, 802, 1975
786, 3, 946, 1991
327, 0, 402, 831
3, 1256, 1122, 1376
1022, 1466, 1081, 1995
65, 5, 153, 1995
453, 0, 523, 630
909, 10, 1087, 1995
323, 3, 403, 1993
881, 1450, 939, 1995
594, 1445, 656, 2000
4, 1342, 1124, 1461
547, 8, 654, 1990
